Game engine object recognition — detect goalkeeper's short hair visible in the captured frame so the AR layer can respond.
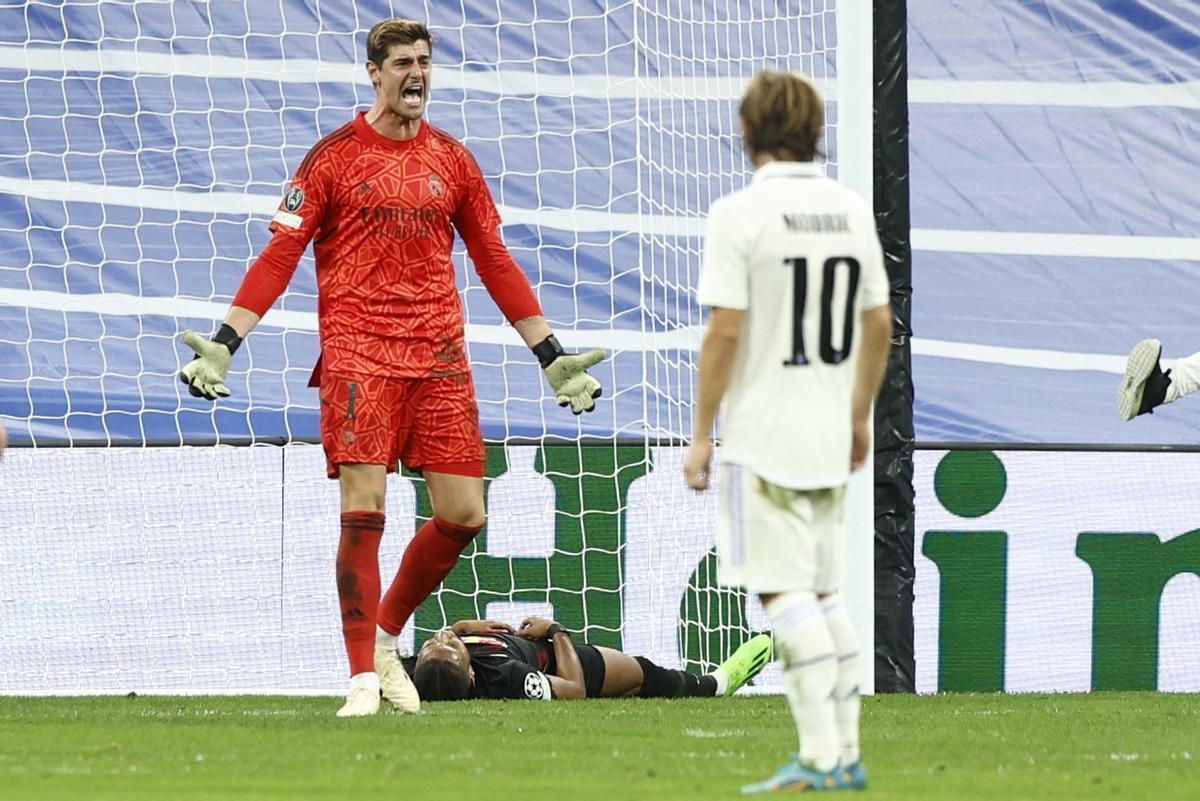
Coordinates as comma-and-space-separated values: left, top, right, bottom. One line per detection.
366, 18, 433, 67
413, 656, 470, 702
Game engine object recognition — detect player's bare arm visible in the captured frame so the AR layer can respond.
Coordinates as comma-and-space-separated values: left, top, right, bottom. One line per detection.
220, 306, 261, 339
684, 307, 745, 490
850, 304, 893, 471
512, 315, 553, 347
518, 617, 586, 699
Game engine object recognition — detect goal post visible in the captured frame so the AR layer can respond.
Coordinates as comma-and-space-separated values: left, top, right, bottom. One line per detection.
836, 0, 878, 697
0, 1, 878, 693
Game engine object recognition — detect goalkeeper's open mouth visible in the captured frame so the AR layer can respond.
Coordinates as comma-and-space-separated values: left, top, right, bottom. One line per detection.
402, 82, 425, 108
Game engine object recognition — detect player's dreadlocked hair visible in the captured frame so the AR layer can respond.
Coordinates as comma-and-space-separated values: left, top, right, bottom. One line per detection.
739, 70, 825, 163
413, 656, 471, 702
366, 18, 434, 67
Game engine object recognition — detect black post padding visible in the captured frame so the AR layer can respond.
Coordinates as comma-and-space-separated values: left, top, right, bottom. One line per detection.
872, 0, 916, 693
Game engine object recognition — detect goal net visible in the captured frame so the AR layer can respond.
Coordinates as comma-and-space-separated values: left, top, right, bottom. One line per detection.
0, 1, 853, 692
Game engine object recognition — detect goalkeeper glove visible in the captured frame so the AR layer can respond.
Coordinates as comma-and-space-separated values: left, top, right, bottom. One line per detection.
533, 335, 606, 415
178, 325, 242, 400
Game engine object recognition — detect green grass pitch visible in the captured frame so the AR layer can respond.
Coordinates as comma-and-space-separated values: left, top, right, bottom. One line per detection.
1, 693, 1197, 800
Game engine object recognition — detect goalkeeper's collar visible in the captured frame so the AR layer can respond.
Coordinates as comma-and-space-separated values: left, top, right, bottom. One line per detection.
752, 161, 823, 183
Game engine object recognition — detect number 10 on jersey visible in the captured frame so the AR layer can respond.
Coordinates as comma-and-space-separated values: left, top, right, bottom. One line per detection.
784, 256, 862, 367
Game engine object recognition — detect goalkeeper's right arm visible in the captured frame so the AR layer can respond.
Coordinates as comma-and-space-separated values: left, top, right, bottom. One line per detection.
179, 307, 261, 400
178, 227, 302, 402
184, 133, 335, 401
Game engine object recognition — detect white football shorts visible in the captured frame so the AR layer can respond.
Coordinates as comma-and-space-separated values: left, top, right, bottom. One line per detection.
716, 462, 846, 595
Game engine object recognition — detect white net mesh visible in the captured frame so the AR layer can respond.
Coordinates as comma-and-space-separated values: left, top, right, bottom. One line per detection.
630, 3, 837, 673
0, 0, 841, 691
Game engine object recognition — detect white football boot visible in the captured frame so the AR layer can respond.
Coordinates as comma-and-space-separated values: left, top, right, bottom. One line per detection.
1118, 339, 1172, 421
376, 643, 421, 713
336, 671, 381, 717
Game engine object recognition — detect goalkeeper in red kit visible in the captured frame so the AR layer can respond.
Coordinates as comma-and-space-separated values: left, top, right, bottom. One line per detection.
177, 18, 605, 717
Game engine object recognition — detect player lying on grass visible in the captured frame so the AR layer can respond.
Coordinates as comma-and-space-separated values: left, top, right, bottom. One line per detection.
402, 617, 772, 701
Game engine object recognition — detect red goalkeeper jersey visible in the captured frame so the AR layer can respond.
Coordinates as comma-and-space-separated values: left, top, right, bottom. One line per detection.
233, 113, 542, 379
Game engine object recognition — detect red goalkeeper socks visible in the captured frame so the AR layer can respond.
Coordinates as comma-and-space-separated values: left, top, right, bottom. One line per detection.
377, 516, 481, 635
336, 511, 385, 676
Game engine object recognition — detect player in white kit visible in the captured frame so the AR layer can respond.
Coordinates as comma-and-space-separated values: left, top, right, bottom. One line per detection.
683, 71, 893, 794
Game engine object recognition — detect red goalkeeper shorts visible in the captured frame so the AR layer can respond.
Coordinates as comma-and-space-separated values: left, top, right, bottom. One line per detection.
319, 371, 486, 479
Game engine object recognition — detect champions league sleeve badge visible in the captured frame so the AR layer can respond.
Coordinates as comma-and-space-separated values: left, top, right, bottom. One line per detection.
283, 186, 305, 212
272, 186, 306, 229
524, 672, 551, 700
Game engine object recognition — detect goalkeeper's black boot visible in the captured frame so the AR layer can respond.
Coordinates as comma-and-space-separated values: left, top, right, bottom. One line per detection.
1118, 339, 1172, 421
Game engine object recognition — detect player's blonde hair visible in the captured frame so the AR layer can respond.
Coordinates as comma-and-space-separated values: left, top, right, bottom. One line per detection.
739, 70, 825, 163
366, 18, 433, 66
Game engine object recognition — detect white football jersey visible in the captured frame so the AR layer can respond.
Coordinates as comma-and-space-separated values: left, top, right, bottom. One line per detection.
697, 161, 889, 489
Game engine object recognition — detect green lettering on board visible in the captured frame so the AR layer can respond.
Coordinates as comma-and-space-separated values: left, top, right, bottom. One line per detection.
1076, 529, 1200, 691
922, 531, 1008, 692
926, 450, 1009, 692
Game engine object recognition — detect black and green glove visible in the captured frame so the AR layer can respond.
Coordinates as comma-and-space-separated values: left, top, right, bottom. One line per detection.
178, 325, 242, 400
533, 335, 606, 415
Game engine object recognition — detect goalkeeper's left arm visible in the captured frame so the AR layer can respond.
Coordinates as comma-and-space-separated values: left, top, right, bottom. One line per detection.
456, 210, 606, 415
518, 322, 605, 415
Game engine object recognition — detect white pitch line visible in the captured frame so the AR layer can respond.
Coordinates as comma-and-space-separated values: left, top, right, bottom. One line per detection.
0, 287, 697, 352
0, 286, 1145, 373
912, 229, 1200, 262
910, 79, 1200, 109
0, 175, 272, 217
909, 338, 1137, 375
6, 45, 1196, 109
3, 175, 1197, 257
0, 43, 830, 100
0, 174, 704, 237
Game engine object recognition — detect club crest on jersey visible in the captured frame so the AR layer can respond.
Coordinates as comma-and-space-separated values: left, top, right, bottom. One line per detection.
428, 173, 445, 198
283, 186, 305, 212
